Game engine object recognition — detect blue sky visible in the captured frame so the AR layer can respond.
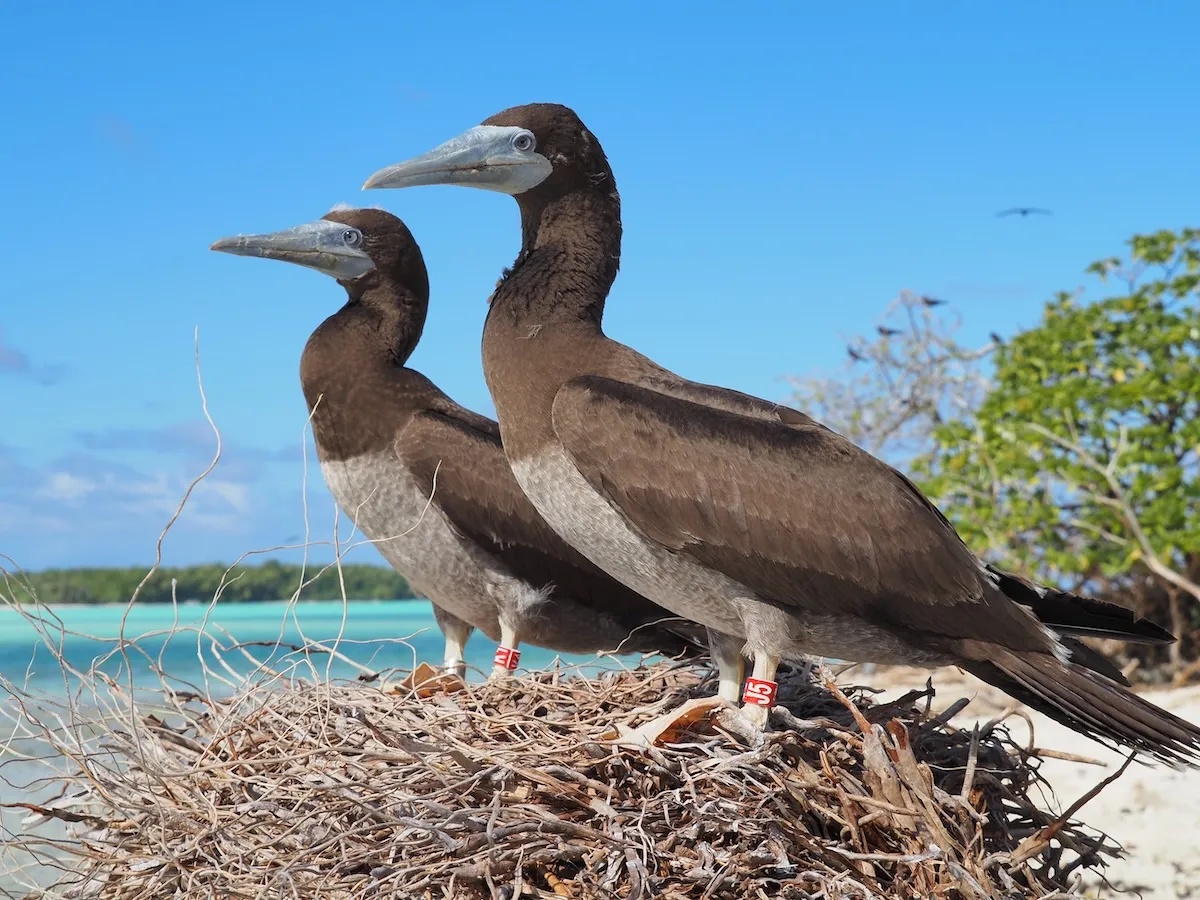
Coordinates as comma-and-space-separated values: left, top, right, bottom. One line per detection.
1, 2, 1197, 570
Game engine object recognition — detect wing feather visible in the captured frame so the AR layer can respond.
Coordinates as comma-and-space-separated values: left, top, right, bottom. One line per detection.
396, 399, 701, 652
551, 375, 1055, 654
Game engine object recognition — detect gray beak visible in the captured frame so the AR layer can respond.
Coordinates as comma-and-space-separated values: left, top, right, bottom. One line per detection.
362, 124, 552, 195
209, 219, 375, 281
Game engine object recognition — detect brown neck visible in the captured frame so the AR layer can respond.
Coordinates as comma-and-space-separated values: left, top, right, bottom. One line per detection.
300, 275, 435, 461
344, 269, 429, 363
479, 188, 621, 458
487, 187, 621, 329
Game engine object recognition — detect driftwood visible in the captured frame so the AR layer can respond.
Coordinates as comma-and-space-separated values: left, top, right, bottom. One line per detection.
1, 654, 1126, 899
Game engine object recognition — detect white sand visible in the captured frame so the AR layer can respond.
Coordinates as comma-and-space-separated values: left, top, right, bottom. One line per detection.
869, 666, 1200, 898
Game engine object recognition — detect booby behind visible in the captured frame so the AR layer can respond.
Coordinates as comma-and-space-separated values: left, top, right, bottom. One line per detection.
362, 105, 1200, 766
210, 206, 704, 680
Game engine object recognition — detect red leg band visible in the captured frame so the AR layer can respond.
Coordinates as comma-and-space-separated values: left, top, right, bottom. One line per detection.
742, 677, 778, 707
493, 646, 521, 670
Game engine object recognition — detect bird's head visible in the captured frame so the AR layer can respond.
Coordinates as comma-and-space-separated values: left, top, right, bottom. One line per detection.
362, 103, 615, 204
210, 206, 428, 299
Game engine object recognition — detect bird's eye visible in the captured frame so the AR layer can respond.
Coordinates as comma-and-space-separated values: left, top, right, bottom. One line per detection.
342, 229, 361, 246
511, 131, 535, 152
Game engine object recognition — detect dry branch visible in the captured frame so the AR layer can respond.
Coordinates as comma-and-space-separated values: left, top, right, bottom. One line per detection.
1, 656, 1123, 899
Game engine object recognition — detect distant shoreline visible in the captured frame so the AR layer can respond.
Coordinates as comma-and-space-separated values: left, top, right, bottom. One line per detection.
4, 596, 424, 607
1, 562, 418, 606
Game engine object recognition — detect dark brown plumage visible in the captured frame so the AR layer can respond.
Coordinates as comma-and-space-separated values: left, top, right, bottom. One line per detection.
362, 105, 1200, 765
299, 209, 431, 462
211, 207, 704, 676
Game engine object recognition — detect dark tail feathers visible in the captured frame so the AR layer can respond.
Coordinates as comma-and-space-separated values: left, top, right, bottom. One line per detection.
1058, 635, 1131, 686
963, 648, 1200, 768
988, 565, 1174, 644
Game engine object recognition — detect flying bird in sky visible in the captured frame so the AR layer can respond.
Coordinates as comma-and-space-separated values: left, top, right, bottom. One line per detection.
996, 207, 1054, 217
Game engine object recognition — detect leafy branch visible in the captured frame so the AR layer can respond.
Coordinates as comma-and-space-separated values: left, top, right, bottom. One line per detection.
1022, 419, 1200, 603
788, 227, 1200, 680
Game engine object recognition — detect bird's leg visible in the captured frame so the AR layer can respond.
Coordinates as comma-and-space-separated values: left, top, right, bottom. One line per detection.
739, 653, 781, 729
432, 605, 473, 680
706, 628, 745, 704
490, 621, 523, 679
441, 622, 471, 681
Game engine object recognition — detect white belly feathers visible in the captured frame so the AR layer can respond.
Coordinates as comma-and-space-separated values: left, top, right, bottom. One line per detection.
512, 446, 749, 638
319, 451, 507, 639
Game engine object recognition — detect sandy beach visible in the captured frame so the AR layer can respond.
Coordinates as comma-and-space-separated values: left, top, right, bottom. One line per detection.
869, 666, 1200, 898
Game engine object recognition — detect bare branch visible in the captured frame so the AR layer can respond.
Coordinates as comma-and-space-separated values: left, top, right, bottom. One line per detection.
788, 291, 995, 463
1023, 421, 1200, 602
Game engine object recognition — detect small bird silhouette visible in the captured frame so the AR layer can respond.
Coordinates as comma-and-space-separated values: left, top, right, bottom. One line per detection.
921, 295, 946, 307
847, 346, 866, 362
996, 207, 1053, 217
989, 331, 1004, 345
877, 325, 902, 337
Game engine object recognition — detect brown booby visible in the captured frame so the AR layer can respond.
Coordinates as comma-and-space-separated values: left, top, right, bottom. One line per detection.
209, 206, 703, 679
361, 105, 1200, 765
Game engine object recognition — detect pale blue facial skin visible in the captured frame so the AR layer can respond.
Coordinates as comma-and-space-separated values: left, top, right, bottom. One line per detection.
362, 125, 553, 195
209, 219, 376, 281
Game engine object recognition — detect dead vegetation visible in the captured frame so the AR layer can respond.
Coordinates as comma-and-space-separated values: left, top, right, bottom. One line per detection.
2, 655, 1127, 899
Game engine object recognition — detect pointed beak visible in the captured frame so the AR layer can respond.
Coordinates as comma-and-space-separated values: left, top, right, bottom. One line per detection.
362, 125, 552, 195
210, 220, 375, 281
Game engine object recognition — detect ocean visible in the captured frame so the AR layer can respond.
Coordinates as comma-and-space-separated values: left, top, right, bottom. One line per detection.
0, 598, 642, 893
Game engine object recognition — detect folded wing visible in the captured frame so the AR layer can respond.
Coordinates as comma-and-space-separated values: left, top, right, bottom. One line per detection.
397, 397, 701, 650
551, 375, 1057, 656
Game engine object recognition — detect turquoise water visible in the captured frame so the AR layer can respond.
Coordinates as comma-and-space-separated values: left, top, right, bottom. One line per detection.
0, 598, 627, 697
0, 599, 645, 893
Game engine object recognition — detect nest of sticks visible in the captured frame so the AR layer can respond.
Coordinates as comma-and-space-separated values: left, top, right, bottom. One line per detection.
9, 658, 1125, 899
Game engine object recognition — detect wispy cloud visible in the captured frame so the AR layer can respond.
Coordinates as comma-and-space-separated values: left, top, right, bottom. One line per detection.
77, 420, 219, 456
394, 83, 431, 104
36, 471, 97, 502
2, 449, 262, 542
94, 114, 149, 163
0, 329, 66, 385
0, 438, 350, 570
76, 421, 301, 473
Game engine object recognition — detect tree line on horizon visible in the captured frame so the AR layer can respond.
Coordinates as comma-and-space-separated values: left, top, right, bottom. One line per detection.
790, 227, 1200, 683
5, 560, 417, 605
